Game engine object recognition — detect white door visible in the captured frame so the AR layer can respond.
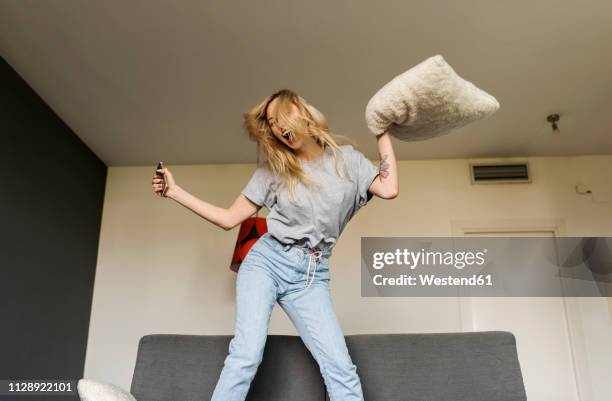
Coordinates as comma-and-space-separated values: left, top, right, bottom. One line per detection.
452, 219, 586, 401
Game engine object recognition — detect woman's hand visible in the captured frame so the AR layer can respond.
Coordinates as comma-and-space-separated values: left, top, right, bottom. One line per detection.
152, 167, 178, 198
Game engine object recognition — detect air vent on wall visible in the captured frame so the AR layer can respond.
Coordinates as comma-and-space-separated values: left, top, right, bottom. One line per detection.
470, 162, 530, 184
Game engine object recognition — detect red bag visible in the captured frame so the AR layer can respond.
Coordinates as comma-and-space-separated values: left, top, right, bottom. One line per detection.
231, 147, 269, 272
230, 216, 268, 273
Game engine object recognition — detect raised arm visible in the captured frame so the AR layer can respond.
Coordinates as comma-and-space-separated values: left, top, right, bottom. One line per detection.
153, 167, 259, 231
368, 131, 399, 199
170, 188, 259, 231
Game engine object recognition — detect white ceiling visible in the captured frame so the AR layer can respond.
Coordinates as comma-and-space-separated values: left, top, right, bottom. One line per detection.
1, 0, 611, 166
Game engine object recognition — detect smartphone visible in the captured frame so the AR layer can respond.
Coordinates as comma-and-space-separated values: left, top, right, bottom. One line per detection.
155, 161, 168, 197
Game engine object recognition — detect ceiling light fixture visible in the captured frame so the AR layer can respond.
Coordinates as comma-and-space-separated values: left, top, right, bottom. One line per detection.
546, 113, 561, 133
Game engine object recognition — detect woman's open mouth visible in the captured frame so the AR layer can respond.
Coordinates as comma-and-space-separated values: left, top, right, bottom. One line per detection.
283, 130, 294, 144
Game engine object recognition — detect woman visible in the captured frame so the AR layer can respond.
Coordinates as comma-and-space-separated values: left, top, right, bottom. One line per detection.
151, 89, 398, 401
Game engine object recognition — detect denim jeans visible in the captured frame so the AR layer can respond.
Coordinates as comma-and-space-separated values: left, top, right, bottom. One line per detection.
210, 232, 364, 401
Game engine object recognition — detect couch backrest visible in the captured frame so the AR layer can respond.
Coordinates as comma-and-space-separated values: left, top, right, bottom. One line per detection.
130, 331, 526, 401
343, 331, 527, 401
130, 334, 325, 401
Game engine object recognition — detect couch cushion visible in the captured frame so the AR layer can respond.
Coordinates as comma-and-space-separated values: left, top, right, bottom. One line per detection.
130, 334, 325, 401
341, 331, 526, 401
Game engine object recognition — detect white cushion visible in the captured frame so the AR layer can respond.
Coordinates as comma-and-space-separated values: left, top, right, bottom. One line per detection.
365, 54, 500, 141
77, 379, 137, 401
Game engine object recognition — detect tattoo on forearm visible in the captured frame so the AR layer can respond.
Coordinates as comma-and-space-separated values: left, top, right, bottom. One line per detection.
378, 154, 390, 179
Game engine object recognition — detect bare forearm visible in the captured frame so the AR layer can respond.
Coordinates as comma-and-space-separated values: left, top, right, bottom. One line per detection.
169, 186, 231, 230
375, 131, 399, 197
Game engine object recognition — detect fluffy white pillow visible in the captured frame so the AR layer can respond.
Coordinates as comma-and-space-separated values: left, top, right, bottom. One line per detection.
77, 379, 137, 401
365, 54, 500, 141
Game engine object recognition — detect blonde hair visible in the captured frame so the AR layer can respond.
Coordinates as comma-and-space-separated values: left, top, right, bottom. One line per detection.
243, 89, 357, 202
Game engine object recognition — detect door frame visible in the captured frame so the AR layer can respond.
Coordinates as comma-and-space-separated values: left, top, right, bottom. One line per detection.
450, 218, 592, 401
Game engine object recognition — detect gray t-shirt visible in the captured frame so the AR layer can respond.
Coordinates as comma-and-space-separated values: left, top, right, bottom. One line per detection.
241, 144, 379, 251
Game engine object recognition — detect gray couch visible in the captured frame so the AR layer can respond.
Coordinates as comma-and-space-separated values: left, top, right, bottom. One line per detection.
130, 331, 527, 401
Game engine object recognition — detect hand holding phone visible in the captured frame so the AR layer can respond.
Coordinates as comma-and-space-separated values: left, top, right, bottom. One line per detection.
154, 161, 168, 197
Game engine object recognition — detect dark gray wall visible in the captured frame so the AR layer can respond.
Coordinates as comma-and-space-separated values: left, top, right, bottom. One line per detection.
0, 56, 107, 400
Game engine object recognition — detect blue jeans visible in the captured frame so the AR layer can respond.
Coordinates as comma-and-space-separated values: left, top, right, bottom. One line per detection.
210, 232, 365, 401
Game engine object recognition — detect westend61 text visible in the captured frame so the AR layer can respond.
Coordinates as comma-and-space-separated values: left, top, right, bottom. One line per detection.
372, 274, 493, 287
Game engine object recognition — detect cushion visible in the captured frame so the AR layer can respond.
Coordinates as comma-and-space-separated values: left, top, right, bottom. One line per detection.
77, 379, 137, 401
365, 54, 500, 141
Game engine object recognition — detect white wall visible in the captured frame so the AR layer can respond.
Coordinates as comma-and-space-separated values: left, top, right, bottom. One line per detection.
84, 155, 612, 400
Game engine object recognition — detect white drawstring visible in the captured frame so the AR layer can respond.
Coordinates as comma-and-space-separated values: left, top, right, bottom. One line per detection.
301, 250, 323, 292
